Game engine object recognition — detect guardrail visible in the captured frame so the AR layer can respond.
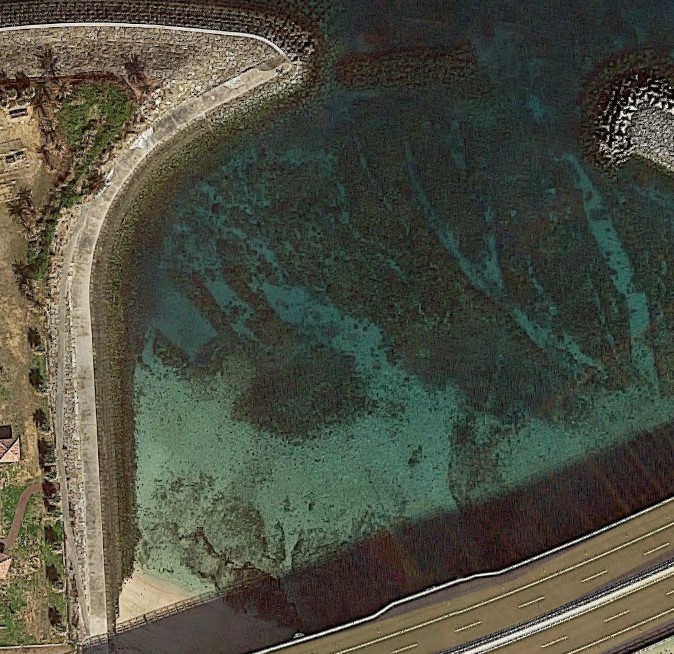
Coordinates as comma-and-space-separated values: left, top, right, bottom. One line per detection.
445, 558, 674, 654
79, 559, 674, 653
78, 586, 223, 650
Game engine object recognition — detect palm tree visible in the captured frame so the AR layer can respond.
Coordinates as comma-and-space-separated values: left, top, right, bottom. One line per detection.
39, 118, 57, 144
32, 83, 50, 117
27, 327, 42, 350
54, 80, 70, 102
37, 143, 54, 170
12, 70, 30, 92
37, 45, 59, 78
48, 606, 62, 629
7, 199, 30, 237
7, 195, 24, 220
42, 479, 57, 498
33, 408, 48, 430
123, 53, 147, 89
32, 94, 47, 118
85, 169, 106, 195
12, 260, 34, 299
28, 366, 45, 392
16, 187, 33, 212
44, 524, 59, 545
8, 187, 36, 237
35, 81, 51, 101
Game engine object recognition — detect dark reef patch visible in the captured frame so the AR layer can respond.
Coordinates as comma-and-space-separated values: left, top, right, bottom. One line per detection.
335, 45, 483, 92
232, 346, 370, 442
152, 331, 191, 371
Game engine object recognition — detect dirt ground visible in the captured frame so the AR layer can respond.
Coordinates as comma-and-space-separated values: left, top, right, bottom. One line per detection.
0, 106, 45, 493
0, 104, 65, 645
0, 647, 73, 654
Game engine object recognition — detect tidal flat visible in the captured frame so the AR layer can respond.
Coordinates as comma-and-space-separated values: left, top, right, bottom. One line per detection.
106, 0, 674, 640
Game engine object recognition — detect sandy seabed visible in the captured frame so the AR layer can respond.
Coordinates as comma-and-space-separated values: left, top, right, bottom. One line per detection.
117, 568, 194, 623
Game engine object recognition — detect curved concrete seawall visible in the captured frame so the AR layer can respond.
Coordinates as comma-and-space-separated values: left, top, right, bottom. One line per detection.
57, 49, 292, 638
0, 5, 307, 639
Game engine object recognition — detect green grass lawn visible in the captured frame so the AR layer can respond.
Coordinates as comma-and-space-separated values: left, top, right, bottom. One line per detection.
0, 364, 10, 401
57, 82, 134, 155
12, 495, 42, 557
1, 484, 27, 531
0, 499, 66, 645
0, 497, 42, 645
0, 578, 29, 645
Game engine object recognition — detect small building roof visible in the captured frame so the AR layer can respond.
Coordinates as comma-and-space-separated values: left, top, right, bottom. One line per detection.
0, 138, 23, 156
0, 436, 20, 464
0, 553, 12, 579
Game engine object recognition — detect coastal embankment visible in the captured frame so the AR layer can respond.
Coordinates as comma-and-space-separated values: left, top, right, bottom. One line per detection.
0, 2, 326, 641
50, 38, 303, 642
87, 54, 300, 638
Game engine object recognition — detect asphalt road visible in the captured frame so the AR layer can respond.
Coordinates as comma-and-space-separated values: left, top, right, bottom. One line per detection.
278, 497, 674, 654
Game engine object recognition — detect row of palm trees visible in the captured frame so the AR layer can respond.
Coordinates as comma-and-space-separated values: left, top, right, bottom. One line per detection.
0, 43, 56, 106
7, 187, 37, 238
35, 44, 148, 89
37, 45, 147, 84
5, 47, 149, 302
9, 187, 44, 302
0, 45, 147, 103
36, 45, 147, 84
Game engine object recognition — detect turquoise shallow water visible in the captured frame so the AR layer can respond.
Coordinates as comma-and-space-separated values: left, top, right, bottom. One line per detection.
127, 0, 674, 594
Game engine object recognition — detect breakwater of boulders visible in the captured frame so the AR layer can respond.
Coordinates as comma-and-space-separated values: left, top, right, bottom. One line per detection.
579, 48, 674, 168
0, 0, 319, 64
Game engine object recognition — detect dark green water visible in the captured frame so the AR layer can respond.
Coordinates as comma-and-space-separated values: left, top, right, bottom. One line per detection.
128, 0, 674, 595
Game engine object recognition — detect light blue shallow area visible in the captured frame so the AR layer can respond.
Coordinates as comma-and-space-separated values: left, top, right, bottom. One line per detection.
127, 0, 674, 592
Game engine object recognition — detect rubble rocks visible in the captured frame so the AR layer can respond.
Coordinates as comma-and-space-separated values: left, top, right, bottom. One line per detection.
0, 0, 317, 65
580, 49, 674, 169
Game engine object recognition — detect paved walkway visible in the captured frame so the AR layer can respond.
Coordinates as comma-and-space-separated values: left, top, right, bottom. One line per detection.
0, 483, 41, 550
53, 38, 291, 638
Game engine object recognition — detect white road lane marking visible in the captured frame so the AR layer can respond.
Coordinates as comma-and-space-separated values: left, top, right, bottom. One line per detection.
603, 610, 629, 622
471, 566, 674, 654
390, 644, 418, 654
580, 570, 607, 583
331, 520, 674, 654
566, 606, 674, 654
644, 542, 670, 556
541, 636, 568, 648
518, 596, 545, 609
455, 621, 482, 633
